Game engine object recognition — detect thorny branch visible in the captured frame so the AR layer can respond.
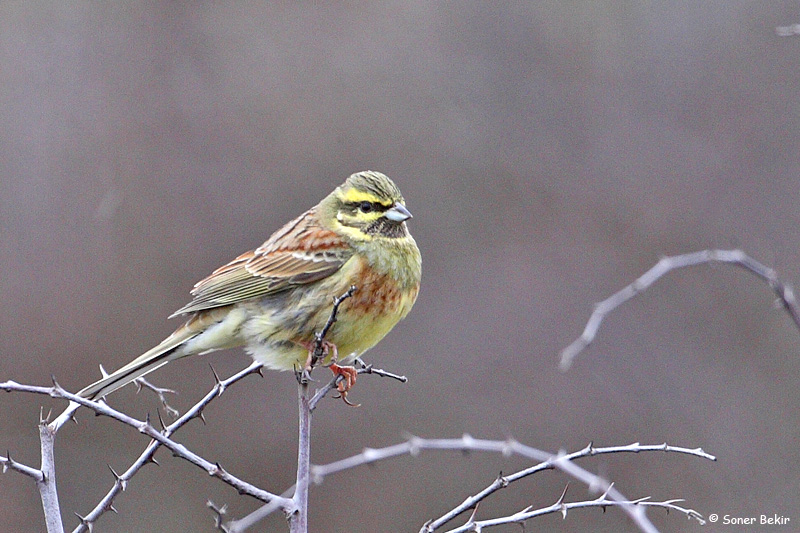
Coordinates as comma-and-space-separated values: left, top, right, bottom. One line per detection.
1, 376, 290, 504
219, 437, 712, 533
1, 356, 409, 533
71, 361, 266, 532
440, 486, 702, 533
308, 436, 713, 533
10, 249, 780, 530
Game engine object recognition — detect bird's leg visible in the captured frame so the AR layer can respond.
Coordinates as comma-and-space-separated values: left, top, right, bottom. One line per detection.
301, 339, 336, 370
300, 339, 359, 406
299, 339, 331, 383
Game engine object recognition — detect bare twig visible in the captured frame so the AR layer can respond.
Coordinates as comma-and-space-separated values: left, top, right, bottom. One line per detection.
355, 357, 408, 382
441, 489, 703, 533
560, 249, 800, 370
289, 382, 310, 533
777, 23, 800, 36
207, 500, 229, 532
308, 360, 407, 412
223, 488, 294, 533
288, 286, 358, 533
38, 416, 64, 533
134, 376, 179, 418
309, 285, 357, 369
1, 451, 45, 481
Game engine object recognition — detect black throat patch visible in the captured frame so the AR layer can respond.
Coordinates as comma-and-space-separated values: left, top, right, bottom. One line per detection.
366, 218, 408, 239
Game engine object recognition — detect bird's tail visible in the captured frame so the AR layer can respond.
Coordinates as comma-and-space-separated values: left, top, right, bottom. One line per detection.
78, 324, 200, 400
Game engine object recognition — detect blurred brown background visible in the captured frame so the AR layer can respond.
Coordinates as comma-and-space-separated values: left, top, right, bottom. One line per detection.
2, 3, 800, 532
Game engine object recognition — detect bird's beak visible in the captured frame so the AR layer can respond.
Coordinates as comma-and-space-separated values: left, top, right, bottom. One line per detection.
385, 202, 413, 222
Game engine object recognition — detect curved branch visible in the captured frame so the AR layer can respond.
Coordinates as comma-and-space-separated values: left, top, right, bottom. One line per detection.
560, 249, 800, 370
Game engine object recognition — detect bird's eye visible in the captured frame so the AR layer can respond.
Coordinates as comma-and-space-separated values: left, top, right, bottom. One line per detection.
359, 201, 374, 213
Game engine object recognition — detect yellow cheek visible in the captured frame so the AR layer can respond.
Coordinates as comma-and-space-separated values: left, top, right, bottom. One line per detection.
330, 218, 374, 241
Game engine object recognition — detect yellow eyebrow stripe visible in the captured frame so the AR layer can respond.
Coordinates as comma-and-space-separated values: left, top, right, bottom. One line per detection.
341, 188, 387, 205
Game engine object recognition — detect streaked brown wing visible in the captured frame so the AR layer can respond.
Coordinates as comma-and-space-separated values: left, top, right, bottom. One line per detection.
170, 209, 351, 317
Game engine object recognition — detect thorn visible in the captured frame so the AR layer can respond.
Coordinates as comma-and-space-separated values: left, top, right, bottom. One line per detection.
157, 409, 168, 432
466, 502, 480, 524
557, 484, 570, 519
51, 375, 61, 389
255, 366, 264, 378
599, 482, 615, 501
198, 411, 207, 425
109, 504, 118, 514
209, 364, 225, 393
108, 464, 127, 491
210, 462, 227, 478
74, 511, 93, 531
149, 455, 160, 467
496, 472, 509, 488
556, 483, 569, 505
99, 364, 109, 378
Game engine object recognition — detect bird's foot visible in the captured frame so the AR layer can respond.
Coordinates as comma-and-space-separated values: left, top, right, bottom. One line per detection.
300, 339, 359, 406
329, 363, 359, 407
301, 339, 338, 371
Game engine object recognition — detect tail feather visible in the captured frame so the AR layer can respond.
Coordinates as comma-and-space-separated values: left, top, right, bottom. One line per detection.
78, 327, 199, 400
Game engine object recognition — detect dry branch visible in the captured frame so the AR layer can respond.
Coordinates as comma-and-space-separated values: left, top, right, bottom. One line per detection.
561, 249, 800, 370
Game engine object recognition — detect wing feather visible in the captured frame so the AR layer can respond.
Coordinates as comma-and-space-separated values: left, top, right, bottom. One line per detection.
170, 209, 351, 317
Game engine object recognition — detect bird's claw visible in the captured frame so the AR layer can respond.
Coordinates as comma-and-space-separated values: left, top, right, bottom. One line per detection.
329, 362, 360, 407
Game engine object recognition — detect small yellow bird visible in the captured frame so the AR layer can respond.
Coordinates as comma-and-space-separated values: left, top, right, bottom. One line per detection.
78, 171, 421, 402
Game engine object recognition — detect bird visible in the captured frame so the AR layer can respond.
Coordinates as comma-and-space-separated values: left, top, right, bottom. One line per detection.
78, 170, 421, 403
